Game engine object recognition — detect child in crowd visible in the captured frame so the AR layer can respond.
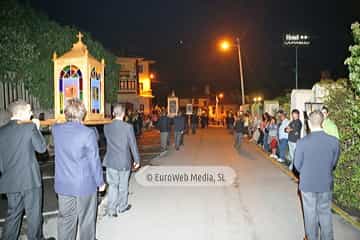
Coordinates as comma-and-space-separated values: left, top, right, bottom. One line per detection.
268, 117, 278, 159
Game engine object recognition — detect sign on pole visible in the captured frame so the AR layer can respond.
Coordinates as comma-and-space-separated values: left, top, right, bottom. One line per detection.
283, 34, 311, 46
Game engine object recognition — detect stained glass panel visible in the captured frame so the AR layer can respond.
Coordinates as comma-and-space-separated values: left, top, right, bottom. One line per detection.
90, 67, 101, 113
58, 65, 82, 114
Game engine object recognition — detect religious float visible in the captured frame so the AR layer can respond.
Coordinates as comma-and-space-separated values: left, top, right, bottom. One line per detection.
38, 33, 111, 126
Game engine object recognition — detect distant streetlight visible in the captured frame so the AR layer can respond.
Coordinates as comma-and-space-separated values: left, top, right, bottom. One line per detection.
149, 73, 155, 79
253, 96, 262, 103
218, 93, 224, 99
219, 38, 245, 105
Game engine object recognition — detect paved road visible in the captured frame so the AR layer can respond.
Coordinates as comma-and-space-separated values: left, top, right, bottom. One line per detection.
94, 127, 360, 240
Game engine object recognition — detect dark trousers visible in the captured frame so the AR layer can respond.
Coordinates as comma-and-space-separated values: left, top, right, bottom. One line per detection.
191, 123, 197, 134
57, 193, 97, 240
301, 191, 333, 240
234, 132, 242, 148
278, 139, 288, 160
3, 187, 42, 240
174, 131, 182, 149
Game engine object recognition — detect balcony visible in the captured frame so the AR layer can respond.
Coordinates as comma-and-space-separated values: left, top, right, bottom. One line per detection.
118, 80, 137, 94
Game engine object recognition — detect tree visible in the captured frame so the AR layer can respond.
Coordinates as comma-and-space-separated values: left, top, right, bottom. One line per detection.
0, 0, 119, 108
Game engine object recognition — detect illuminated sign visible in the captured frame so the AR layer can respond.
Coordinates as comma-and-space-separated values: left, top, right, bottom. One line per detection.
283, 34, 311, 46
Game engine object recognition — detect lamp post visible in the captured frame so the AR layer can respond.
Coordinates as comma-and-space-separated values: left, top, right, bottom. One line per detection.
219, 38, 245, 105
236, 38, 245, 105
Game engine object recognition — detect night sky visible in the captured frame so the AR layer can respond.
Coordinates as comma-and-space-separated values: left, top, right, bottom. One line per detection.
24, 0, 359, 102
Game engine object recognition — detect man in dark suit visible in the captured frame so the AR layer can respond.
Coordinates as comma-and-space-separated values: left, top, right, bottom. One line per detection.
233, 113, 244, 148
294, 110, 340, 240
52, 99, 105, 240
103, 104, 140, 217
173, 111, 185, 150
0, 100, 54, 240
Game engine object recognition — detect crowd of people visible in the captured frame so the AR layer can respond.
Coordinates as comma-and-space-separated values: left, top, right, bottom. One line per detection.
224, 107, 339, 172
0, 98, 342, 240
225, 107, 340, 240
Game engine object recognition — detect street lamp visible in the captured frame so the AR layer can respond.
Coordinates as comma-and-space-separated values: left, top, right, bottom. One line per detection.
219, 38, 245, 105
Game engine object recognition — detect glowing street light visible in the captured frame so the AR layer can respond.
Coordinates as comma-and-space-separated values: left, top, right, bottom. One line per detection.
253, 96, 262, 102
220, 40, 231, 51
218, 38, 245, 105
149, 73, 155, 79
218, 93, 224, 99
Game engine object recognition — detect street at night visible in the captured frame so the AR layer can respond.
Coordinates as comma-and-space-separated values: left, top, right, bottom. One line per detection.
1, 0, 360, 239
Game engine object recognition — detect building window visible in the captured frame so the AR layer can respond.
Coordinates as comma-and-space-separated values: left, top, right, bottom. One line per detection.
137, 64, 143, 73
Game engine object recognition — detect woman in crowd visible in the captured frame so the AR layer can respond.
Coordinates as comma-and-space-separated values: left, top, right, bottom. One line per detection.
268, 117, 279, 159
262, 112, 271, 152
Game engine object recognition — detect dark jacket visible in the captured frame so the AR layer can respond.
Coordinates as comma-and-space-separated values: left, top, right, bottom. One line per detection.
174, 115, 185, 132
234, 119, 244, 133
294, 131, 340, 192
103, 120, 140, 171
191, 114, 198, 125
0, 121, 46, 193
157, 116, 170, 132
288, 119, 302, 142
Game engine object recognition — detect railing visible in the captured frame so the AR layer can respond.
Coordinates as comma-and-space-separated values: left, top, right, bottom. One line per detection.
118, 79, 137, 93
0, 80, 40, 112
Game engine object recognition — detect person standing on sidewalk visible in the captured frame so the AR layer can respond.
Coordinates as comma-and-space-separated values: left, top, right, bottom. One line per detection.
52, 99, 105, 240
157, 111, 170, 151
174, 111, 185, 150
103, 104, 140, 217
321, 106, 339, 139
294, 110, 340, 240
233, 113, 244, 149
0, 100, 54, 240
277, 110, 289, 163
286, 109, 302, 170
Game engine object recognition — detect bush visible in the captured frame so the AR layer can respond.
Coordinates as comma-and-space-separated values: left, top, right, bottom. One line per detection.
326, 23, 360, 213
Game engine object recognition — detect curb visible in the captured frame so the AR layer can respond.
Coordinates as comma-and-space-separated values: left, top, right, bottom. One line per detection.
251, 142, 360, 231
